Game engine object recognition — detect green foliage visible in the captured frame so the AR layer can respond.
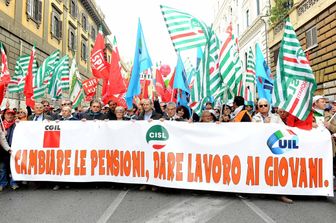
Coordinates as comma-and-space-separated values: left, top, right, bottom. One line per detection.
269, 0, 293, 26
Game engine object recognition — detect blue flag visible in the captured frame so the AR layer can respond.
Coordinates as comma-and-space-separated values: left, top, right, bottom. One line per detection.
255, 43, 273, 104
173, 54, 190, 93
126, 19, 152, 108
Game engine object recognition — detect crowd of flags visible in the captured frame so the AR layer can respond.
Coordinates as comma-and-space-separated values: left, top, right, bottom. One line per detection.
0, 5, 316, 121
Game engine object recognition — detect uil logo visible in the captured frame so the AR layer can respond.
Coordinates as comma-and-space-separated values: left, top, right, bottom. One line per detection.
267, 129, 299, 155
146, 125, 169, 149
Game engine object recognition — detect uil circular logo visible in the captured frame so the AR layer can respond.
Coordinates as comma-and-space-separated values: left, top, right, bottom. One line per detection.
146, 125, 169, 149
267, 129, 299, 155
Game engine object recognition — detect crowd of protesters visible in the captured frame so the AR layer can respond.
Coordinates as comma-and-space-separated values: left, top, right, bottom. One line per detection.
0, 94, 335, 204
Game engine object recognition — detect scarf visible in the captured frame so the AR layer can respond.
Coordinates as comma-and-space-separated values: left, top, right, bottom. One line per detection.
230, 105, 244, 120
3, 119, 15, 130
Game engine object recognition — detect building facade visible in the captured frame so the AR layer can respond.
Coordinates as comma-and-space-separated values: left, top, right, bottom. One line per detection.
213, 0, 271, 68
268, 0, 336, 99
0, 0, 112, 106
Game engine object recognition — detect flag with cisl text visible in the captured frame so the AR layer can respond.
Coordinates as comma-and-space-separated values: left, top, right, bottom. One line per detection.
272, 18, 316, 120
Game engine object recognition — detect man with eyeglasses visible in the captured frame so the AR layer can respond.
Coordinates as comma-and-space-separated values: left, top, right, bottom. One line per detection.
28, 102, 53, 121
81, 99, 107, 120
252, 99, 284, 124
41, 100, 53, 116
53, 99, 77, 120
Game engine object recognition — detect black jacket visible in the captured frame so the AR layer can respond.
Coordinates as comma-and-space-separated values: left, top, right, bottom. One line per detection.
137, 110, 162, 120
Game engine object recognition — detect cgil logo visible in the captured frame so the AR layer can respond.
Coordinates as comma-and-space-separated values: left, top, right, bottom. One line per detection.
146, 125, 169, 149
43, 125, 61, 148
267, 129, 299, 155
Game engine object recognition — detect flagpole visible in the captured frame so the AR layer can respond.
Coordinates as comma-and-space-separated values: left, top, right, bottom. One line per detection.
17, 40, 23, 109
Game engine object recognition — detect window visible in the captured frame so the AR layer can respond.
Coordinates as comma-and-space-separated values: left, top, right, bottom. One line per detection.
108, 55, 111, 63
82, 13, 88, 31
306, 26, 318, 50
5, 0, 11, 6
237, 24, 239, 36
51, 7, 62, 40
26, 0, 42, 24
91, 26, 96, 40
256, 0, 260, 16
69, 0, 78, 18
81, 38, 88, 61
68, 24, 76, 51
273, 48, 280, 66
246, 10, 249, 27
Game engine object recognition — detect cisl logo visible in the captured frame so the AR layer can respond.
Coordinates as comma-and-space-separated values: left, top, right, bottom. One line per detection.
43, 125, 61, 148
146, 125, 169, 149
267, 129, 299, 155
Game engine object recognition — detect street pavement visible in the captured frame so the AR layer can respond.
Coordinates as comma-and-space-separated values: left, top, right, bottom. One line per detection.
0, 183, 335, 223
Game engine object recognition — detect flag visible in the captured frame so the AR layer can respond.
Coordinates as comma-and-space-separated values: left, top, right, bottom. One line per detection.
218, 23, 243, 100
125, 19, 152, 108
241, 46, 256, 102
24, 45, 36, 108
160, 5, 209, 51
69, 61, 84, 109
0, 42, 10, 105
272, 19, 316, 120
48, 55, 69, 99
189, 27, 221, 115
90, 27, 109, 79
0, 43, 11, 85
105, 41, 126, 95
8, 55, 38, 93
173, 54, 190, 93
82, 77, 99, 98
255, 43, 273, 104
33, 50, 60, 99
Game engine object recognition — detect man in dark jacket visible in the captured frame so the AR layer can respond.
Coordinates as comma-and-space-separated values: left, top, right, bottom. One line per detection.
137, 99, 162, 120
81, 99, 107, 120
162, 102, 184, 121
28, 102, 53, 121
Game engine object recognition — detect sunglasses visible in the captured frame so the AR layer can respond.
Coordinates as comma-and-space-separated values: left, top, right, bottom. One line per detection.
62, 103, 71, 106
259, 104, 268, 108
18, 111, 26, 114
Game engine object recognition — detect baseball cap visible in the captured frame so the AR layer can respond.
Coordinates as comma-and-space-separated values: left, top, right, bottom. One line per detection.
312, 95, 326, 104
5, 109, 16, 115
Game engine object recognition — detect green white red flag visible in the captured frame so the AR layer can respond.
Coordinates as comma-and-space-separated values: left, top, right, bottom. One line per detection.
272, 18, 316, 120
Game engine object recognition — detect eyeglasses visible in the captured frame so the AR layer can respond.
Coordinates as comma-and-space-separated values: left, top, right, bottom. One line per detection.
62, 103, 71, 106
259, 104, 268, 108
43, 104, 49, 107
18, 111, 26, 114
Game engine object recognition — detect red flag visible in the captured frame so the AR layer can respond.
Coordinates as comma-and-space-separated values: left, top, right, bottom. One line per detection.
82, 77, 99, 97
0, 43, 11, 85
23, 45, 35, 108
107, 49, 126, 94
166, 70, 177, 102
102, 93, 126, 107
90, 28, 109, 79
155, 68, 166, 98
0, 43, 11, 105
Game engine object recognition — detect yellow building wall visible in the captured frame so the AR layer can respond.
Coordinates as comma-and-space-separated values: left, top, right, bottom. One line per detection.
47, 0, 63, 50
21, 0, 44, 38
0, 0, 15, 18
269, 0, 335, 48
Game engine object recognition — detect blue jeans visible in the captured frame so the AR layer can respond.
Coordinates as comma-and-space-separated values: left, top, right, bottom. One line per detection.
0, 156, 17, 187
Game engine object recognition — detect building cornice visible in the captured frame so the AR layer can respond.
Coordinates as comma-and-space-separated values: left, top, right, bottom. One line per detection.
80, 0, 111, 35
239, 16, 267, 46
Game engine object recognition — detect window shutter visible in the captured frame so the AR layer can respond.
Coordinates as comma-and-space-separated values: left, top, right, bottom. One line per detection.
26, 0, 32, 18
312, 27, 317, 46
68, 28, 72, 48
58, 20, 63, 38
51, 12, 55, 35
74, 33, 77, 50
37, 0, 42, 22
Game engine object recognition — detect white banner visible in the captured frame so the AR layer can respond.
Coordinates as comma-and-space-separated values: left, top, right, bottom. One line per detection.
11, 121, 334, 196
